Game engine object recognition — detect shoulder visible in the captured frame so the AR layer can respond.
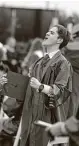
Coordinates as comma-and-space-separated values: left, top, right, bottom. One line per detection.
60, 53, 72, 67
55, 54, 72, 73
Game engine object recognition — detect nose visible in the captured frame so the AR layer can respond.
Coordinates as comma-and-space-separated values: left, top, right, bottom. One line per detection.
46, 32, 49, 35
46, 32, 50, 37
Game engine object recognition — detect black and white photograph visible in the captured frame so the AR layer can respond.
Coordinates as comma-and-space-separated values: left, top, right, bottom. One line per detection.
0, 0, 79, 146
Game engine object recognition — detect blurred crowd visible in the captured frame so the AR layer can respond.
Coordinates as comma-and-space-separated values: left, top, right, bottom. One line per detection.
0, 36, 44, 146
0, 37, 44, 75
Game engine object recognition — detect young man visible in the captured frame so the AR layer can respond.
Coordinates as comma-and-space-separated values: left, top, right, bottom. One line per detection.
20, 25, 72, 146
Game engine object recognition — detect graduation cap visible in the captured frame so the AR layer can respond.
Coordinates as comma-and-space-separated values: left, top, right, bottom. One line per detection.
4, 71, 30, 101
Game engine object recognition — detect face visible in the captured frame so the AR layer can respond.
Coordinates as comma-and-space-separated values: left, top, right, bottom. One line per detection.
42, 27, 59, 46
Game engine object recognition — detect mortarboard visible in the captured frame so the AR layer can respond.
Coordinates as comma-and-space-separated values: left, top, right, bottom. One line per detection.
4, 71, 29, 101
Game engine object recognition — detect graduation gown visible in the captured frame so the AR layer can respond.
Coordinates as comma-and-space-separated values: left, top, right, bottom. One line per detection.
20, 51, 72, 146
63, 42, 79, 115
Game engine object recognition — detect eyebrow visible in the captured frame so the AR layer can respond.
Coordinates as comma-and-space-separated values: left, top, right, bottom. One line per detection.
49, 30, 53, 32
49, 30, 55, 34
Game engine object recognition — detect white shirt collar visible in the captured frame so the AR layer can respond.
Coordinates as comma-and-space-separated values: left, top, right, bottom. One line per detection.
34, 50, 43, 58
48, 50, 59, 59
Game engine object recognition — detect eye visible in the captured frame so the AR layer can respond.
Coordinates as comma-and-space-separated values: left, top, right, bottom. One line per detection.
50, 31, 54, 35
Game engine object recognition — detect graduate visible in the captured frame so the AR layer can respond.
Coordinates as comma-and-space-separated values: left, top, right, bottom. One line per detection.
20, 25, 72, 146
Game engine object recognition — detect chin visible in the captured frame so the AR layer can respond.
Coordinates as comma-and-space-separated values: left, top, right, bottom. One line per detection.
42, 40, 50, 46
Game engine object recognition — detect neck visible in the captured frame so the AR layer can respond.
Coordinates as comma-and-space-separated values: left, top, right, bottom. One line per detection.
46, 44, 59, 54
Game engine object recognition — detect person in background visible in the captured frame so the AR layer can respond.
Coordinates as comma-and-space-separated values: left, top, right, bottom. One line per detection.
0, 43, 7, 61
3, 37, 20, 73
61, 23, 79, 117
0, 63, 23, 146
20, 24, 72, 146
46, 105, 79, 146
21, 38, 43, 76
0, 63, 8, 107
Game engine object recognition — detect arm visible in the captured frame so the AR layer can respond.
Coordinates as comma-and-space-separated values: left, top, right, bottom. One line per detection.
48, 61, 73, 107
46, 121, 68, 137
46, 106, 79, 137
46, 116, 79, 137
65, 116, 79, 133
30, 60, 72, 104
42, 60, 72, 108
0, 116, 18, 135
46, 61, 72, 97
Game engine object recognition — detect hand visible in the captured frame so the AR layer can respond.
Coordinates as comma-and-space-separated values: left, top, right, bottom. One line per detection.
0, 74, 7, 85
45, 122, 67, 136
0, 117, 7, 132
0, 75, 8, 90
30, 77, 41, 90
0, 116, 14, 132
3, 116, 15, 126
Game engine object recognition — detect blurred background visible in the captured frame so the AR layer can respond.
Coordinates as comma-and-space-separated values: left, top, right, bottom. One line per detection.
0, 0, 79, 75
0, 2, 79, 145
0, 0, 79, 42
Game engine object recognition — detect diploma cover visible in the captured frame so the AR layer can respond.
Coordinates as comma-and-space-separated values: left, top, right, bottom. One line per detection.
4, 71, 29, 101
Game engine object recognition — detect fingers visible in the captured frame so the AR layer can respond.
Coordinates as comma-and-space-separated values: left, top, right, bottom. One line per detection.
2, 74, 7, 77
30, 78, 36, 87
30, 77, 36, 82
1, 77, 7, 82
30, 77, 38, 83
0, 76, 8, 85
30, 77, 40, 89
2, 116, 15, 127
30, 77, 35, 85
30, 79, 33, 86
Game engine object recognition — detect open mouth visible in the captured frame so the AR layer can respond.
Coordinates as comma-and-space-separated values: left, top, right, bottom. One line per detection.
44, 36, 48, 40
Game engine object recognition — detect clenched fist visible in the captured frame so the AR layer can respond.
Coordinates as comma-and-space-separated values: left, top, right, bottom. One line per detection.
30, 77, 41, 90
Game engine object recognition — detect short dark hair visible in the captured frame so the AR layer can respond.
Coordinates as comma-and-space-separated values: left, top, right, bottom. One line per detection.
55, 24, 70, 49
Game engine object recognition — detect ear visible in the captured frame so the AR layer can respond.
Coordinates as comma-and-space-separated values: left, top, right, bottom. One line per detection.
57, 38, 63, 44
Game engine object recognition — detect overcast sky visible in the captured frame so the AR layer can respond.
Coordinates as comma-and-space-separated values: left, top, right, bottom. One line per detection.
0, 0, 79, 15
